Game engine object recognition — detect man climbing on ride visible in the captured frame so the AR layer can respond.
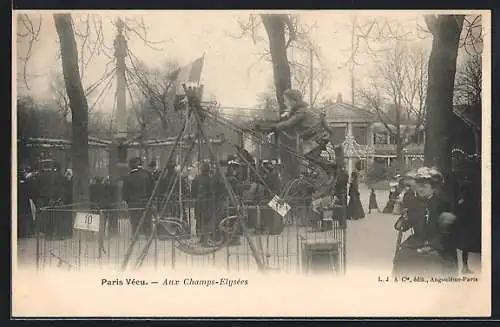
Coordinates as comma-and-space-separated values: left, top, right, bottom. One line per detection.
256, 89, 333, 173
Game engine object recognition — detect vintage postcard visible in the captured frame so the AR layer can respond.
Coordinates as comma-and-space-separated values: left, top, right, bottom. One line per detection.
12, 9, 491, 318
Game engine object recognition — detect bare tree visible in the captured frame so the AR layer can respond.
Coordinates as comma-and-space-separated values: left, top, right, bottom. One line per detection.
53, 13, 91, 204
459, 15, 483, 57
358, 42, 428, 164
423, 14, 465, 180
258, 14, 293, 109
125, 58, 181, 138
454, 52, 482, 107
48, 71, 71, 123
16, 14, 43, 91
334, 15, 421, 105
453, 51, 482, 155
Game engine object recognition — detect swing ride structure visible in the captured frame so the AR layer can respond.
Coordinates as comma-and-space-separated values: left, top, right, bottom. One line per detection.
29, 82, 349, 274
116, 84, 348, 274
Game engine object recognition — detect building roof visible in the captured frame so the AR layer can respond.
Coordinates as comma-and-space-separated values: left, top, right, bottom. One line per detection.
321, 100, 375, 123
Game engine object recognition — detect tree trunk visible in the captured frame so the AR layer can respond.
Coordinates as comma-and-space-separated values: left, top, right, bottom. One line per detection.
424, 15, 464, 182
54, 14, 90, 205
395, 103, 404, 167
395, 135, 404, 168
261, 14, 298, 181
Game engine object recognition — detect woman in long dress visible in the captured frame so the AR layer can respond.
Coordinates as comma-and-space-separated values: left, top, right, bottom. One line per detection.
453, 169, 481, 274
347, 171, 365, 220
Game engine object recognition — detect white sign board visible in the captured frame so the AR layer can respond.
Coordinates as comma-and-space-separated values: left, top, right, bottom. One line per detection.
267, 195, 291, 218
74, 212, 101, 232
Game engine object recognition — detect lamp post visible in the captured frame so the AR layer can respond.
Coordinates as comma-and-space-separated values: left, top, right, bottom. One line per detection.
343, 134, 356, 178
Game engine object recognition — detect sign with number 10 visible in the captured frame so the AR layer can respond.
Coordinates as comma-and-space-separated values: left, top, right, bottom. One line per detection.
74, 212, 101, 232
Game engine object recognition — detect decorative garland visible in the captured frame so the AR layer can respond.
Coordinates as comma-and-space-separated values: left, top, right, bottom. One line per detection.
451, 147, 481, 160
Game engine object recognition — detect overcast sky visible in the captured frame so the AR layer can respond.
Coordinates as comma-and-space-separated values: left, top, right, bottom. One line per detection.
15, 10, 482, 118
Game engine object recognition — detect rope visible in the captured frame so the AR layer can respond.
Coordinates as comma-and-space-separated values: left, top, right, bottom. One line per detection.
124, 57, 180, 132
85, 62, 116, 96
200, 108, 307, 161
200, 108, 327, 174
88, 69, 116, 112
124, 68, 148, 136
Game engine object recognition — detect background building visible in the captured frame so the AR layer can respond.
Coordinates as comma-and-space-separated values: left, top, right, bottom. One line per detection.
320, 94, 425, 176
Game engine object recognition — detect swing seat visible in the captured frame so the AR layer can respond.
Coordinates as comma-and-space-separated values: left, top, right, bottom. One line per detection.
158, 218, 189, 240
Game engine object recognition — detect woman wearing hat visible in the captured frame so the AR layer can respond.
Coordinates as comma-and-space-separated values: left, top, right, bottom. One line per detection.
393, 166, 459, 277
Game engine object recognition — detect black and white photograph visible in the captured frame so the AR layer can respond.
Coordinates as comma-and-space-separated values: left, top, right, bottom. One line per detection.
12, 10, 490, 317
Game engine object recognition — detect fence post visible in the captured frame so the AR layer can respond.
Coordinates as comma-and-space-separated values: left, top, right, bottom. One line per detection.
226, 205, 230, 272
154, 219, 158, 271
341, 204, 347, 275
77, 229, 82, 270
35, 210, 40, 271
171, 237, 175, 270
98, 209, 104, 261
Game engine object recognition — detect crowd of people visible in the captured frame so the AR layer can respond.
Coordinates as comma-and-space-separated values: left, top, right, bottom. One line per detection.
17, 88, 481, 277
18, 160, 73, 239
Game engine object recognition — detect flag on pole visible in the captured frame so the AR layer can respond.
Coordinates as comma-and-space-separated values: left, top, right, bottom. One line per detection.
167, 54, 206, 110
174, 54, 205, 95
